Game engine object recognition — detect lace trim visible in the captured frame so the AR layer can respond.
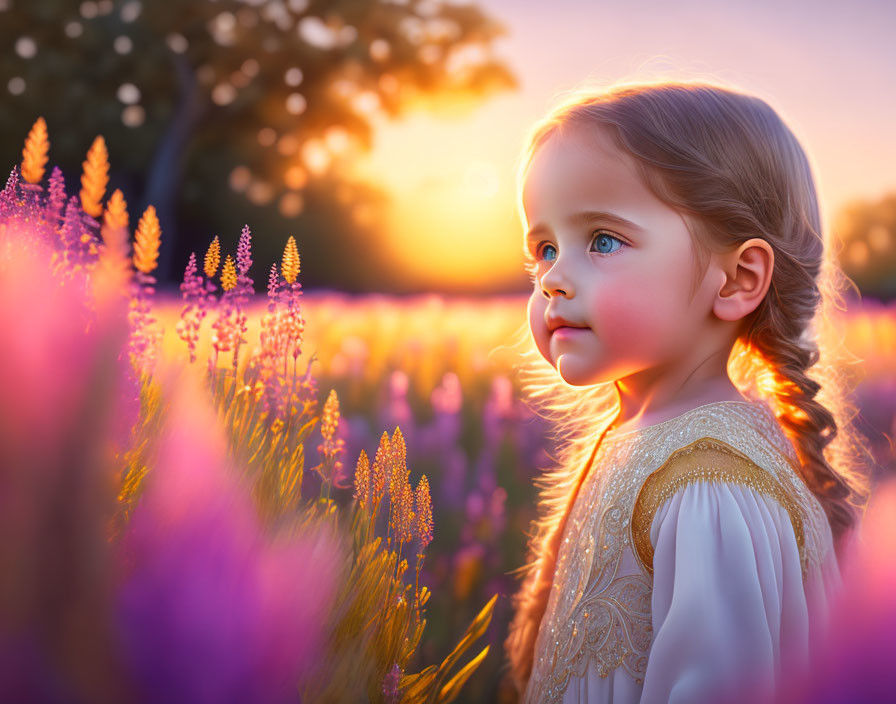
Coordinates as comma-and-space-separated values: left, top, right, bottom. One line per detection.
630, 436, 807, 578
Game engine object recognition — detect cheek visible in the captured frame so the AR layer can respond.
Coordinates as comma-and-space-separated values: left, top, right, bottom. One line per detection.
527, 290, 551, 359
589, 271, 690, 356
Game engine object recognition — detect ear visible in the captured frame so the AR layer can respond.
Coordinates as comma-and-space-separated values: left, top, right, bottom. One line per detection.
712, 238, 774, 322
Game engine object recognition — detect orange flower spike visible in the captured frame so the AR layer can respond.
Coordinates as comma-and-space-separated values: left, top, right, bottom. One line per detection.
80, 135, 109, 217
204, 236, 221, 278
415, 475, 433, 548
220, 254, 237, 291
321, 389, 340, 442
370, 431, 390, 504
102, 189, 129, 233
388, 426, 409, 498
354, 449, 370, 510
132, 205, 161, 274
21, 117, 49, 184
398, 480, 416, 543
281, 236, 300, 284
391, 426, 407, 474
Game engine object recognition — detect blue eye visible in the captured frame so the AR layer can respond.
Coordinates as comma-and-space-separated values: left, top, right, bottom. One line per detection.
534, 231, 625, 262
592, 232, 624, 254
537, 243, 557, 261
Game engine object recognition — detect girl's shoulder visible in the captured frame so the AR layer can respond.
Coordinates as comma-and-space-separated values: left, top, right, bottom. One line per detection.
619, 399, 832, 579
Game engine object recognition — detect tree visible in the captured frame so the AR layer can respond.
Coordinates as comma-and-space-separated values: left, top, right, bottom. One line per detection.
833, 192, 896, 301
1, 0, 517, 283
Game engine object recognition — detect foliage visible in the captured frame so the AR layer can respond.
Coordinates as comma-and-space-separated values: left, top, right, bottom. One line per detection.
0, 0, 518, 281
0, 120, 497, 703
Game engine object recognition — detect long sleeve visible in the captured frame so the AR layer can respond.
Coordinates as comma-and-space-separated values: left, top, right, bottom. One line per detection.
638, 480, 810, 704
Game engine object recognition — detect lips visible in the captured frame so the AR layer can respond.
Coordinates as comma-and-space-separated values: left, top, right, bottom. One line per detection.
551, 325, 589, 337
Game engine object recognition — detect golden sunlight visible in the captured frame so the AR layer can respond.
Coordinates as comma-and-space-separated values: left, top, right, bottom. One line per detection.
349, 111, 525, 291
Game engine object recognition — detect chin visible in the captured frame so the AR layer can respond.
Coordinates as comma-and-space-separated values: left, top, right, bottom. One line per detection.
556, 356, 610, 386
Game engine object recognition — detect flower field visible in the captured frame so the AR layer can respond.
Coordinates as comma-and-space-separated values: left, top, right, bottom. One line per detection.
3, 119, 895, 703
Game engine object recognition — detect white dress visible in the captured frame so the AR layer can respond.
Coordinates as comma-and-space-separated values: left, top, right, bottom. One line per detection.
521, 400, 842, 704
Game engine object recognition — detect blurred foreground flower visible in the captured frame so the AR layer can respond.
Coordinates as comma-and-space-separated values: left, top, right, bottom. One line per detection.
0, 119, 498, 704
118, 366, 343, 704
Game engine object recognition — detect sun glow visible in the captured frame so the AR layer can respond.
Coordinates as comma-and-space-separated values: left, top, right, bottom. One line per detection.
349, 112, 524, 291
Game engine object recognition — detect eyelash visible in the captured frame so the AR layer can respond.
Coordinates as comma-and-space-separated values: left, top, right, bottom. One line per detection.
534, 230, 628, 261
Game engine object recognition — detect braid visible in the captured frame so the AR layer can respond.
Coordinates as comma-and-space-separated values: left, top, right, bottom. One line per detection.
744, 248, 862, 551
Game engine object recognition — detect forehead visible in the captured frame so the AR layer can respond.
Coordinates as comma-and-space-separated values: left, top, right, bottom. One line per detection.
522, 125, 657, 227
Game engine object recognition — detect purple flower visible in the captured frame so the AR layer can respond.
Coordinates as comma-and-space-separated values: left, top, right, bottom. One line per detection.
237, 224, 253, 281
0, 166, 18, 214
383, 663, 402, 704
46, 166, 65, 229
118, 370, 343, 704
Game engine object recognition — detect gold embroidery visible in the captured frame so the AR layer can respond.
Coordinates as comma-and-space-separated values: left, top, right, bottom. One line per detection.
630, 436, 807, 577
522, 400, 834, 704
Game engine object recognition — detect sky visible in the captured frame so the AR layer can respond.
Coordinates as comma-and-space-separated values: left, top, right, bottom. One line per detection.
349, 0, 896, 292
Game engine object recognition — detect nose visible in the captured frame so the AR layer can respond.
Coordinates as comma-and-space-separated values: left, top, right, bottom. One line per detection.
540, 258, 574, 299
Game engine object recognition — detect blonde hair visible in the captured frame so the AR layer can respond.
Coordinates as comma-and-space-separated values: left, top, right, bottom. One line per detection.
501, 78, 874, 696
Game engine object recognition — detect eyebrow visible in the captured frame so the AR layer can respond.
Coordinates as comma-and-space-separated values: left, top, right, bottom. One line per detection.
525, 210, 644, 241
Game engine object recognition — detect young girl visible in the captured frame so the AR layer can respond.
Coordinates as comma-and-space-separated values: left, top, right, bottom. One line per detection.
502, 80, 873, 704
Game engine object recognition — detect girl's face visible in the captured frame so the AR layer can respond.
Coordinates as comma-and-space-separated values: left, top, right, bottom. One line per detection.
524, 125, 718, 386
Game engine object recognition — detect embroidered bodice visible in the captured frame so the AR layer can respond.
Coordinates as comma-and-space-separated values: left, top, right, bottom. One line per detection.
522, 399, 835, 704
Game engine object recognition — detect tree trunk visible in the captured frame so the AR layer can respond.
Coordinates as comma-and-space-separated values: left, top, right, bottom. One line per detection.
143, 52, 207, 282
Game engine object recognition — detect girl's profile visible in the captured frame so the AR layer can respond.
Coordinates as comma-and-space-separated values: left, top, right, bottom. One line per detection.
502, 79, 872, 704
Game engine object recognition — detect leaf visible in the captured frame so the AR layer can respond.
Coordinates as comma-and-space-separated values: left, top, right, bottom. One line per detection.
436, 645, 490, 704
431, 593, 497, 693
399, 665, 438, 701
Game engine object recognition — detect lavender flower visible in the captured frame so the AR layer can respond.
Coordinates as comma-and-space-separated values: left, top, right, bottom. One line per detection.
383, 663, 402, 704
176, 253, 208, 364
46, 166, 65, 230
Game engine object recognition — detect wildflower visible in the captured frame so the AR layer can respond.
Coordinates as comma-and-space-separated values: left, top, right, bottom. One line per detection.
315, 389, 346, 488
79, 136, 109, 218
132, 205, 160, 275
236, 224, 254, 291
102, 188, 129, 233
59, 195, 89, 272
249, 264, 288, 417
175, 253, 207, 364
210, 255, 241, 370
231, 225, 254, 369
390, 479, 415, 545
388, 427, 409, 502
353, 449, 370, 510
370, 431, 390, 506
383, 663, 402, 704
281, 236, 300, 284
128, 206, 163, 375
21, 117, 49, 185
221, 254, 237, 292
415, 475, 433, 549
0, 168, 20, 228
46, 166, 66, 230
204, 235, 221, 278
97, 189, 131, 292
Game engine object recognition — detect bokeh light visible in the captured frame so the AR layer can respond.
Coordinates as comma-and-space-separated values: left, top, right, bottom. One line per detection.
211, 83, 237, 106
257, 127, 277, 147
229, 166, 251, 192
301, 139, 330, 175
7, 77, 25, 95
247, 180, 274, 205
116, 82, 141, 105
121, 105, 145, 127
283, 165, 308, 190
279, 192, 304, 218
285, 67, 303, 86
15, 36, 37, 59
114, 35, 133, 54
285, 92, 307, 115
